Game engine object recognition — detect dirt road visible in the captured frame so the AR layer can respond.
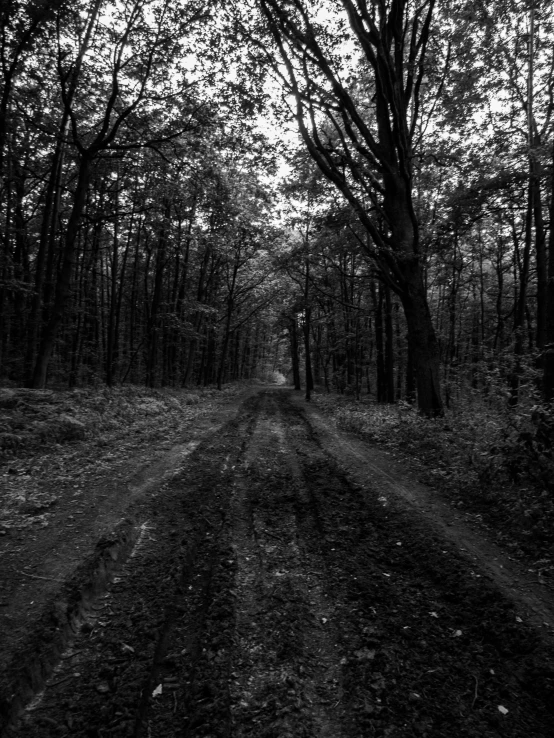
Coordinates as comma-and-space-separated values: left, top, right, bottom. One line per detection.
2, 389, 554, 737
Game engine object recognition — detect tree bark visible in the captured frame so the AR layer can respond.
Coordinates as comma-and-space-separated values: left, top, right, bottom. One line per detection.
303, 256, 313, 401
30, 155, 92, 388
25, 114, 69, 381
509, 187, 532, 406
289, 317, 301, 390
398, 260, 442, 415
256, 0, 442, 416
532, 163, 547, 350
371, 281, 386, 402
146, 199, 170, 387
217, 297, 234, 390
543, 147, 554, 401
106, 172, 120, 386
384, 283, 395, 403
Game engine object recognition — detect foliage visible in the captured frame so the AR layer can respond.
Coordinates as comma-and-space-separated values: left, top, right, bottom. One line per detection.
1, 0, 554, 416
312, 389, 554, 560
492, 403, 554, 492
0, 385, 240, 460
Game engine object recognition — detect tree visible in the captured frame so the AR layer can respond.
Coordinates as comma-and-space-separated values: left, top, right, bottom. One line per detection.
29, 0, 212, 387
238, 0, 443, 415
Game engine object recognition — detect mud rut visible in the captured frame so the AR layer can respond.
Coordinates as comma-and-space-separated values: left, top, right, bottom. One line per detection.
4, 390, 554, 737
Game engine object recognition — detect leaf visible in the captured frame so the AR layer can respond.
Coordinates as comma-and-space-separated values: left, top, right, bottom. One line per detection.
354, 648, 376, 661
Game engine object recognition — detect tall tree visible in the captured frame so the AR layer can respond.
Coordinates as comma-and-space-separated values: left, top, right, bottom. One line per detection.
30, 0, 211, 387
240, 0, 443, 415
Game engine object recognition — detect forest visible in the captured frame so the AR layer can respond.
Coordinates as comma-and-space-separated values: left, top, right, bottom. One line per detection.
1, 0, 553, 419
4, 3, 554, 735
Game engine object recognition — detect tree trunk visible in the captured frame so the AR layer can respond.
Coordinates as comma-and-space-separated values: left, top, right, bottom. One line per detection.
509, 188, 532, 406
303, 306, 313, 401
146, 199, 170, 387
25, 114, 69, 382
543, 147, 554, 401
106, 173, 120, 386
30, 156, 92, 388
303, 256, 313, 401
372, 281, 386, 402
533, 166, 547, 350
289, 317, 301, 390
384, 283, 395, 403
398, 261, 442, 416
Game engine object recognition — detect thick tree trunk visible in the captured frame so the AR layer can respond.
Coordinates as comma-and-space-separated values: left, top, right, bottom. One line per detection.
30, 156, 92, 388
398, 261, 443, 417
259, 0, 441, 413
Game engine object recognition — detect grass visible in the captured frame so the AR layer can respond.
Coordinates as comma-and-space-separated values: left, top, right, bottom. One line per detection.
312, 390, 554, 565
0, 384, 243, 459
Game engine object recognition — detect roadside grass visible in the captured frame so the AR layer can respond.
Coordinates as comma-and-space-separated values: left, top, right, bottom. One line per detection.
0, 385, 241, 461
312, 391, 554, 566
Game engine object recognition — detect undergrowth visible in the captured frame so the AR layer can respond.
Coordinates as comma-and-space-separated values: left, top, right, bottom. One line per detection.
312, 392, 554, 565
0, 384, 241, 460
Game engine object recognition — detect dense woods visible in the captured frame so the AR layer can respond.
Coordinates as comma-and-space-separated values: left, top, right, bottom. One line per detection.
4, 5, 554, 736
1, 0, 554, 418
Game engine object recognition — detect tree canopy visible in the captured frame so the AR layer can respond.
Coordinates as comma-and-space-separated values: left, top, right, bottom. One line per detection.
0, 0, 553, 417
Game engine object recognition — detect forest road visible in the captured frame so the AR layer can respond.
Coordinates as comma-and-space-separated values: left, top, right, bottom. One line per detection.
2, 388, 554, 738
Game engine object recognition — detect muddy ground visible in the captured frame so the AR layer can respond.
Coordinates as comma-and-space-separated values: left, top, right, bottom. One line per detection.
1, 387, 554, 737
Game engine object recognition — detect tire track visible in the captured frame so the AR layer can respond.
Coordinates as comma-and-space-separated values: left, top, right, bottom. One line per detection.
8, 401, 259, 738
6, 389, 554, 738
229, 392, 347, 738
280, 391, 554, 737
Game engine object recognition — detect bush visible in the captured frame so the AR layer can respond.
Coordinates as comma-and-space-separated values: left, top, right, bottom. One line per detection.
490, 404, 554, 492
311, 392, 554, 559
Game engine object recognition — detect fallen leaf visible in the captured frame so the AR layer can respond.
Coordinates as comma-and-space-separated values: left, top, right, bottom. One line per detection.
354, 648, 376, 661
